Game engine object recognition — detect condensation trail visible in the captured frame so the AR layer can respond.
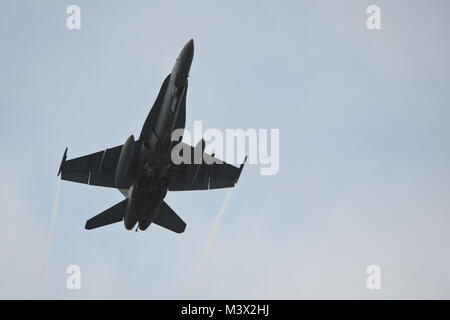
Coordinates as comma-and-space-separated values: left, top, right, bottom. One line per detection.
188, 188, 234, 297
35, 178, 61, 299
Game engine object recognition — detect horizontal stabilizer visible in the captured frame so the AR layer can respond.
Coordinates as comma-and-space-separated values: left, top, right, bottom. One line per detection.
85, 199, 127, 230
153, 201, 186, 233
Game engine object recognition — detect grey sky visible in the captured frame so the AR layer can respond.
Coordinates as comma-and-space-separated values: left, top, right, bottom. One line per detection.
1, 0, 450, 299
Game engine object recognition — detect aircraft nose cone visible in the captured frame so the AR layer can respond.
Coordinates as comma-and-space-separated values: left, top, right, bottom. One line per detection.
187, 38, 194, 50
181, 38, 194, 62
172, 39, 195, 87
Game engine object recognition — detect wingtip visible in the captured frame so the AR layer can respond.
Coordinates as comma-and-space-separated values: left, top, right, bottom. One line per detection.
57, 147, 68, 176
236, 156, 247, 182
240, 156, 247, 169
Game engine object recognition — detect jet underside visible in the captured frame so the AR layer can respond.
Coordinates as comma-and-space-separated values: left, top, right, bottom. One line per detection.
58, 39, 246, 233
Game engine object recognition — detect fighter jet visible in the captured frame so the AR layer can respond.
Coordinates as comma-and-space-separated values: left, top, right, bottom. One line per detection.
58, 39, 245, 233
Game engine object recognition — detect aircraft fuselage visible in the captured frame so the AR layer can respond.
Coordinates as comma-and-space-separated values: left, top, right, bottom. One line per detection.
123, 39, 194, 231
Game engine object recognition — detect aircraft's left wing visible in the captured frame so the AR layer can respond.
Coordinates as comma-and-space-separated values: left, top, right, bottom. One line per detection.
168, 143, 246, 191
58, 144, 127, 188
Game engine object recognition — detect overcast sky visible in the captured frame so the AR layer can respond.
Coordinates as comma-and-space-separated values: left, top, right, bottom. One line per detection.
1, 0, 450, 299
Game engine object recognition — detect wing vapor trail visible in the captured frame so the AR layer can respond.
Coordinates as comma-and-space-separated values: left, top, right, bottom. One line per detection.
35, 178, 61, 299
188, 188, 234, 298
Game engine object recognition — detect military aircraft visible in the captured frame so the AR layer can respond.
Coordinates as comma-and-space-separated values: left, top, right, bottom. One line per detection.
57, 39, 246, 233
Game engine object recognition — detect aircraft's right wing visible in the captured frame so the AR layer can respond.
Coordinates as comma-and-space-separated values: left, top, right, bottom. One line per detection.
168, 143, 246, 191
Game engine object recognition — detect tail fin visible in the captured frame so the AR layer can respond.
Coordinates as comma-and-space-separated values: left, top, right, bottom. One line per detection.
153, 201, 186, 233
85, 200, 127, 230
